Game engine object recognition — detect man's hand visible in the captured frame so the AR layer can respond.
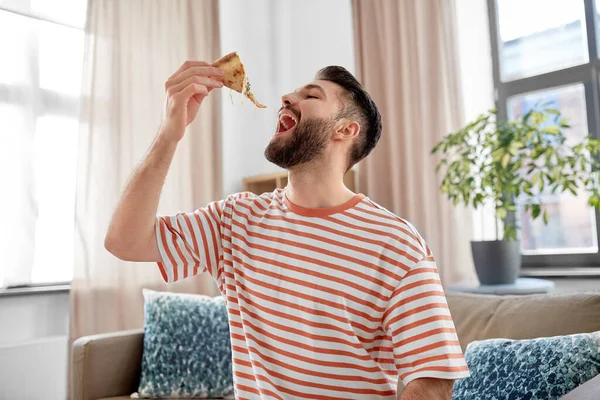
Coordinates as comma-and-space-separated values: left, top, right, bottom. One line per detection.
399, 378, 454, 400
159, 60, 224, 143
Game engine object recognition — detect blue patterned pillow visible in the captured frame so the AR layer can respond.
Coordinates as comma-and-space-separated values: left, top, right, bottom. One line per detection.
137, 290, 234, 399
453, 332, 600, 400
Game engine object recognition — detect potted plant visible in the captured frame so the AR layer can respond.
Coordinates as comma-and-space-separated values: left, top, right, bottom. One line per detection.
432, 107, 600, 284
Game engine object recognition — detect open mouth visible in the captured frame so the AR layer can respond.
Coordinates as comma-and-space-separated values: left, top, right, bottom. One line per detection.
276, 111, 298, 136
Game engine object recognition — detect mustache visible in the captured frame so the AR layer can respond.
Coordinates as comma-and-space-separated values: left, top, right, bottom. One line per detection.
278, 105, 301, 120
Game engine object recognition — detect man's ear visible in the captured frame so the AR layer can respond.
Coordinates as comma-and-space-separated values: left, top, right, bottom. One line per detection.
334, 119, 360, 141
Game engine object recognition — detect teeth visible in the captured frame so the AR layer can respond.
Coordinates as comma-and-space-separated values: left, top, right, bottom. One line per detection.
278, 113, 296, 131
280, 116, 288, 130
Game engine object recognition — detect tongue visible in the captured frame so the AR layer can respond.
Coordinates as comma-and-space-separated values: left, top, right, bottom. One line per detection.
282, 115, 296, 131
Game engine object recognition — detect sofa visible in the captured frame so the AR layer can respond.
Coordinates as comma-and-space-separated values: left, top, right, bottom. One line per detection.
72, 291, 600, 400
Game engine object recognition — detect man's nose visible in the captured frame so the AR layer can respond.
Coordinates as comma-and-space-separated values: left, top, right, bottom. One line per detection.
281, 93, 296, 108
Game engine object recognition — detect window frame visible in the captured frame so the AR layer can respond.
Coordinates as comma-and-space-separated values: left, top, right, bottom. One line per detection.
487, 0, 600, 270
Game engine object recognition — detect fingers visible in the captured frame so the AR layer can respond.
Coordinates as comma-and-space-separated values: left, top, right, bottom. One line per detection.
168, 64, 224, 88
164, 61, 225, 107
172, 82, 209, 106
167, 75, 223, 100
170, 66, 224, 88
169, 60, 211, 79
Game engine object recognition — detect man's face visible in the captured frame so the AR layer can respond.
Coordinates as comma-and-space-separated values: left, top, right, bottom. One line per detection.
264, 80, 345, 169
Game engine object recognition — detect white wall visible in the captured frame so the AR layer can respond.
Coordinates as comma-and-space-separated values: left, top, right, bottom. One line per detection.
0, 292, 69, 400
455, 0, 495, 124
455, 0, 498, 241
219, 0, 355, 195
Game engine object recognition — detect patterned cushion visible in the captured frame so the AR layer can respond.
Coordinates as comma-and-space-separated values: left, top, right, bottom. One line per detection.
136, 290, 234, 399
452, 332, 600, 400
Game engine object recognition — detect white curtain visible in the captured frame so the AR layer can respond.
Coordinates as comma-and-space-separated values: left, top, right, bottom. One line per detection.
70, 0, 222, 345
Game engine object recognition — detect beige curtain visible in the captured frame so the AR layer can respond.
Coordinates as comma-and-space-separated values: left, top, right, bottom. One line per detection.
352, 0, 476, 284
70, 0, 222, 348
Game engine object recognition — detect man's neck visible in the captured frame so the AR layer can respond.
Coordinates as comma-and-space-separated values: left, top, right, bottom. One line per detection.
285, 165, 355, 209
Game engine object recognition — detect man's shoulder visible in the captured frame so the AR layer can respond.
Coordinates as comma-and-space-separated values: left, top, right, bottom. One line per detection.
224, 189, 280, 209
225, 191, 258, 202
358, 198, 431, 265
360, 198, 420, 237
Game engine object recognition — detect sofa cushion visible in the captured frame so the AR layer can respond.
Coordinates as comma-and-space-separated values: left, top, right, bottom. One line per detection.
452, 331, 600, 400
446, 291, 600, 351
137, 290, 234, 399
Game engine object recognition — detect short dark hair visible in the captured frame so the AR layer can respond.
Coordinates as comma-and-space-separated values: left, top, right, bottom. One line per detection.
315, 66, 382, 170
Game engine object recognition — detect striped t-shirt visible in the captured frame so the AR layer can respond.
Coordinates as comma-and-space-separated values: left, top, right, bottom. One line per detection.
155, 189, 469, 399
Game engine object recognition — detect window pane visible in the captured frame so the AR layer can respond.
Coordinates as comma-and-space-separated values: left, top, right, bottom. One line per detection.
31, 115, 78, 283
0, 104, 35, 286
507, 84, 598, 254
0, 11, 32, 85
497, 0, 588, 81
38, 20, 85, 96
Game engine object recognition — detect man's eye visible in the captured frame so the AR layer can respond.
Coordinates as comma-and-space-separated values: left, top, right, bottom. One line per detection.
307, 95, 318, 99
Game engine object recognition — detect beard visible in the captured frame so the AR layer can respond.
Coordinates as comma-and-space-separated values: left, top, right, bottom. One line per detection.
264, 115, 335, 169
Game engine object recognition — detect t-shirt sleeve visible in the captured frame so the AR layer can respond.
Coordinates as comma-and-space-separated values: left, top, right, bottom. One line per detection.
155, 198, 225, 288
382, 249, 470, 386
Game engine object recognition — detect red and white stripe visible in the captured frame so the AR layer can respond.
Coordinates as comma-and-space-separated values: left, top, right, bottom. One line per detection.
156, 189, 469, 399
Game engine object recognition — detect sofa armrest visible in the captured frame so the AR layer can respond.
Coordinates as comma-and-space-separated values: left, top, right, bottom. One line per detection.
72, 329, 144, 400
560, 373, 600, 400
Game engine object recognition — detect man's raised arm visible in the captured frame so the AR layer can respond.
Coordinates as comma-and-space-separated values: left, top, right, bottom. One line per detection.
104, 61, 223, 262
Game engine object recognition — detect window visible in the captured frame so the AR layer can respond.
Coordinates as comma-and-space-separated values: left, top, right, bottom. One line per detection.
488, 0, 600, 269
497, 0, 588, 80
0, 1, 86, 286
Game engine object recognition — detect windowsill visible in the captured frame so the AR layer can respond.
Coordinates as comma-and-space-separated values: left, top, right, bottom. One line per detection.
521, 267, 600, 278
0, 282, 71, 298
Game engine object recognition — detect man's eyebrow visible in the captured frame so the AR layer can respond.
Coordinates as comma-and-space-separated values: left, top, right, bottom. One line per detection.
295, 84, 327, 97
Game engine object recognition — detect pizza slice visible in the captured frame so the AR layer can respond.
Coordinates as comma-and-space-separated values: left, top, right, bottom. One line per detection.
212, 52, 266, 108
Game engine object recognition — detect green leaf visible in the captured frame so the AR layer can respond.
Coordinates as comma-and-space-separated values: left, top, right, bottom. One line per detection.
530, 111, 545, 125
531, 173, 540, 186
502, 153, 511, 168
531, 204, 541, 219
543, 209, 549, 224
496, 207, 507, 220
541, 125, 560, 135
551, 166, 561, 181
559, 117, 571, 128
504, 224, 518, 241
492, 148, 504, 162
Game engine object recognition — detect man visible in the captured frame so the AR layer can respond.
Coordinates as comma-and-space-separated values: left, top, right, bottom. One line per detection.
105, 61, 469, 399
